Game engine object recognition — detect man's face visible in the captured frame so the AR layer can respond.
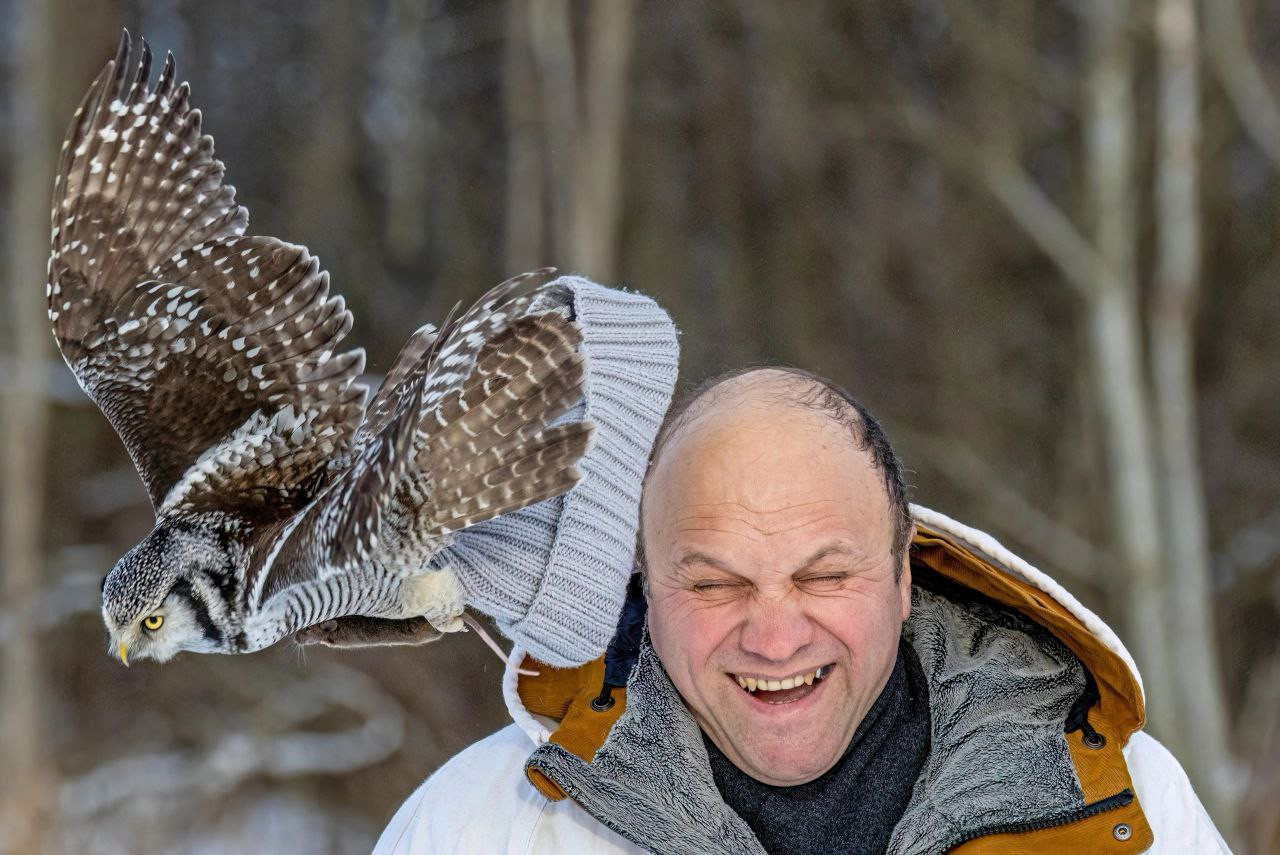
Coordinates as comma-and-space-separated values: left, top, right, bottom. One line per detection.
643, 391, 911, 787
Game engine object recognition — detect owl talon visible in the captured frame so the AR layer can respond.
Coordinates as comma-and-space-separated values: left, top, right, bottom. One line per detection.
428, 613, 465, 634
396, 566, 467, 633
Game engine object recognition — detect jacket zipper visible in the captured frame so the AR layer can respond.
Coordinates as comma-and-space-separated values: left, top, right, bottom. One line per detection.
943, 788, 1135, 851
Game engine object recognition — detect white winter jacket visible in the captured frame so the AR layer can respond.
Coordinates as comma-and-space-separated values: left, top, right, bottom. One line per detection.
374, 507, 1230, 854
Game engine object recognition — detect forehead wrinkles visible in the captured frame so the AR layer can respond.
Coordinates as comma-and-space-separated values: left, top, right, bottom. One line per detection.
675, 499, 844, 538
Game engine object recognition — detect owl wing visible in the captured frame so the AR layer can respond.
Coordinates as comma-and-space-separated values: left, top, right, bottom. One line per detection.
49, 33, 365, 518
248, 378, 424, 608
350, 322, 437, 451
350, 269, 559, 453
359, 269, 590, 536
252, 274, 593, 610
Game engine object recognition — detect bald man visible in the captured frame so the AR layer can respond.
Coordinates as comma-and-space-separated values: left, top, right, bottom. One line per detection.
377, 367, 1227, 854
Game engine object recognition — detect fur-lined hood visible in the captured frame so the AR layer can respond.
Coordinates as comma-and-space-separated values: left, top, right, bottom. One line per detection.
498, 505, 1155, 854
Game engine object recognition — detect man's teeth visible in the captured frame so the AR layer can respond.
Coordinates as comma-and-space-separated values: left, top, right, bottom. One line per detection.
734, 665, 829, 693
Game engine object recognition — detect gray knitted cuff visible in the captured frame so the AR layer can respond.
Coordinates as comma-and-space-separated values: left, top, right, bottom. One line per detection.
439, 276, 679, 667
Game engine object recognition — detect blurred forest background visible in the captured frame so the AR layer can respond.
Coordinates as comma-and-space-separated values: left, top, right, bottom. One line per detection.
0, 0, 1277, 852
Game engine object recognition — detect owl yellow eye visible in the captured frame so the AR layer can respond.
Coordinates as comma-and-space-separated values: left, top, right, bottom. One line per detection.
142, 614, 164, 631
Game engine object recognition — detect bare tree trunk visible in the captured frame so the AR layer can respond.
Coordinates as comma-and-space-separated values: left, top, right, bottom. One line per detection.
528, 0, 636, 280
1238, 656, 1280, 855
696, 7, 755, 367
0, 0, 57, 848
569, 0, 636, 280
289, 0, 365, 265
527, 0, 578, 267
739, 2, 829, 366
504, 0, 546, 272
1082, 0, 1178, 742
380, 0, 432, 265
1152, 0, 1239, 838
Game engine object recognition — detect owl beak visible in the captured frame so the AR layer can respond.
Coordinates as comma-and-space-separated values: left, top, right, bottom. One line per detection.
118, 642, 130, 667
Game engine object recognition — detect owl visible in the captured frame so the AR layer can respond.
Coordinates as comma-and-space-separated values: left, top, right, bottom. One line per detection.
50, 33, 592, 665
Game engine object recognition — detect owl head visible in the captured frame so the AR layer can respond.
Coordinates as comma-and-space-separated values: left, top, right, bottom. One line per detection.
101, 517, 242, 664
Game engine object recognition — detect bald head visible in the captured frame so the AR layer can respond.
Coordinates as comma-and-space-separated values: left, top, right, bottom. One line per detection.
639, 367, 915, 785
643, 367, 912, 570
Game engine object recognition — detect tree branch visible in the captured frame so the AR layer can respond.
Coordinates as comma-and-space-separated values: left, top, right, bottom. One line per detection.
1153, 0, 1238, 836
898, 427, 1110, 586
1204, 0, 1280, 170
1214, 502, 1280, 590
886, 99, 1104, 300
60, 662, 404, 818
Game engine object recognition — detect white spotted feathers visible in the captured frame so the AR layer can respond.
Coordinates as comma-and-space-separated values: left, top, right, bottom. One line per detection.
60, 33, 595, 658
48, 32, 364, 518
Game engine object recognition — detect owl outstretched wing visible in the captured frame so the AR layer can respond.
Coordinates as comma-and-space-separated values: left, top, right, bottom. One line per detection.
349, 269, 558, 452
409, 300, 590, 536
251, 275, 593, 609
354, 322, 438, 449
360, 269, 590, 535
48, 33, 365, 520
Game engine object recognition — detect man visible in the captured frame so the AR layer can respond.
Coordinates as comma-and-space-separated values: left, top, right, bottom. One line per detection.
375, 366, 1228, 853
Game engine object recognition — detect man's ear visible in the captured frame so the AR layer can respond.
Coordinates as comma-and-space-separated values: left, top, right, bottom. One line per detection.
898, 524, 916, 621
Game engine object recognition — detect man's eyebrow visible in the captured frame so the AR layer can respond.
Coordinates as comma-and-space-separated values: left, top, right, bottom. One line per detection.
676, 551, 734, 573
676, 545, 859, 576
792, 544, 858, 574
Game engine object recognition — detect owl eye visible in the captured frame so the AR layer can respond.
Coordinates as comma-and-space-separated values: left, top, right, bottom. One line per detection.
142, 614, 164, 632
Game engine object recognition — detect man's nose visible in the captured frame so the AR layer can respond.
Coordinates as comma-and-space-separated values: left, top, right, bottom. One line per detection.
738, 593, 814, 663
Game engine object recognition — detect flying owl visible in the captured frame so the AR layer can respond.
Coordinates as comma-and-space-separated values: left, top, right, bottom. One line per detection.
50, 33, 592, 665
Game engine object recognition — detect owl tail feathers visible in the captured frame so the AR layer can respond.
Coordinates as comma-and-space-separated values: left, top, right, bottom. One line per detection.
429, 421, 595, 534
419, 310, 594, 535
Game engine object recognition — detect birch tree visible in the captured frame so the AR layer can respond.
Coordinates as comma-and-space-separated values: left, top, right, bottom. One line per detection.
527, 0, 636, 280
881, 4, 1241, 837
504, 0, 545, 272
1153, 0, 1237, 835
1, 1, 58, 849
1081, 0, 1177, 741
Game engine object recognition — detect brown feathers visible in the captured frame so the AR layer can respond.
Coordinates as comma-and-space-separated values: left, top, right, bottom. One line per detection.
56, 34, 595, 643
48, 34, 364, 518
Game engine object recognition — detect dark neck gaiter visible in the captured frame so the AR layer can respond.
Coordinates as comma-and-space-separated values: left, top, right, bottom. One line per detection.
703, 639, 931, 855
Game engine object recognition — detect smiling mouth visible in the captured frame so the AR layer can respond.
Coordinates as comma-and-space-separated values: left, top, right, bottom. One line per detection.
731, 664, 833, 705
